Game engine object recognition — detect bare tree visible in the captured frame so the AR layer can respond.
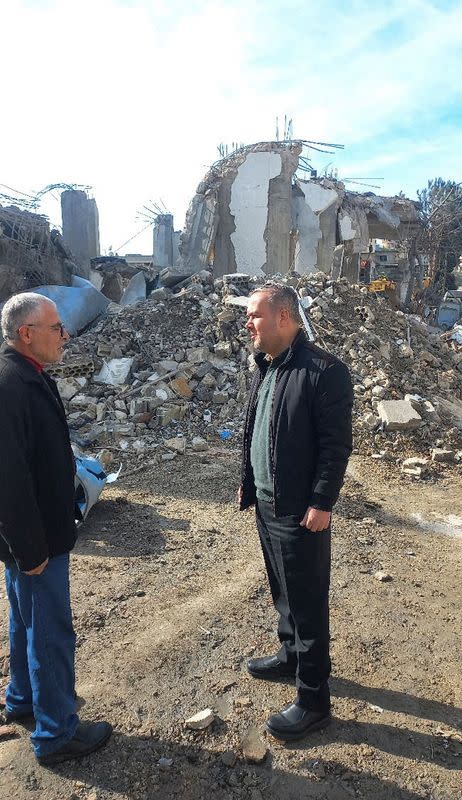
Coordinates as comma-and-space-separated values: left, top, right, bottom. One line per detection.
417, 178, 462, 298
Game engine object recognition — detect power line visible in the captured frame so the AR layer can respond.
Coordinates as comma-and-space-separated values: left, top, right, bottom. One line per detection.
115, 222, 153, 253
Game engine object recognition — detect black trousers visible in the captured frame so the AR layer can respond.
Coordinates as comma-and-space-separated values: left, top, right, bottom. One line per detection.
256, 499, 331, 710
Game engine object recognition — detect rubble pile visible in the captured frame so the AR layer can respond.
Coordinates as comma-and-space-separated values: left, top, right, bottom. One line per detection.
297, 273, 462, 469
51, 269, 462, 476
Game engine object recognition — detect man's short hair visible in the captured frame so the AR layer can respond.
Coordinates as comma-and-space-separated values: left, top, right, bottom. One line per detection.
1, 293, 53, 341
250, 282, 302, 324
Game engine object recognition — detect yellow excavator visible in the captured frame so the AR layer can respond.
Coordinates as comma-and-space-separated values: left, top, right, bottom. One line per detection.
367, 277, 396, 293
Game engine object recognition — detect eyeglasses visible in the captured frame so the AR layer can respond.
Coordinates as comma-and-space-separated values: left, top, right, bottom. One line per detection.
20, 323, 67, 337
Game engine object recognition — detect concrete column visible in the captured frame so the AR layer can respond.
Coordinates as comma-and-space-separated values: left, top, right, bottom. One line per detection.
61, 190, 100, 277
153, 214, 174, 268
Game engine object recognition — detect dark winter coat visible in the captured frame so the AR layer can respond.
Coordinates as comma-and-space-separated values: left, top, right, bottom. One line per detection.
0, 346, 77, 571
240, 330, 353, 516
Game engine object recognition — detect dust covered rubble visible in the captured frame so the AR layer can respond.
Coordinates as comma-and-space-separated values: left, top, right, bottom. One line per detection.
48, 269, 462, 476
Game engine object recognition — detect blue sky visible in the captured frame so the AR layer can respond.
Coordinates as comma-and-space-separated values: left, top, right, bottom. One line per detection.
3, 0, 462, 254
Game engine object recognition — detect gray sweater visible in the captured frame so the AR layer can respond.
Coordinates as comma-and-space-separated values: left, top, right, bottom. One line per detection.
250, 350, 287, 501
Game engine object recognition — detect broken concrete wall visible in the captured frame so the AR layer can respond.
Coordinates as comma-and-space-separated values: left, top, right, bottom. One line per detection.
293, 179, 340, 274
265, 147, 301, 275
230, 151, 282, 276
182, 142, 421, 289
178, 190, 218, 277
88, 199, 100, 261
153, 214, 174, 268
183, 142, 302, 279
214, 172, 237, 278
61, 190, 100, 278
0, 204, 75, 301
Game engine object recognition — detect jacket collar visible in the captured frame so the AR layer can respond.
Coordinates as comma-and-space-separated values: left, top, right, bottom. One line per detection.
0, 344, 46, 384
254, 328, 307, 373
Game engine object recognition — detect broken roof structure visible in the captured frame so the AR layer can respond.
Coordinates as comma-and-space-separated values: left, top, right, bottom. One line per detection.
174, 140, 421, 285
0, 203, 76, 301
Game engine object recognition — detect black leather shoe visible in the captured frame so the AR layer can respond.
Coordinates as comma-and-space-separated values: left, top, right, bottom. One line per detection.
37, 721, 113, 765
247, 654, 296, 681
0, 707, 33, 724
266, 701, 331, 742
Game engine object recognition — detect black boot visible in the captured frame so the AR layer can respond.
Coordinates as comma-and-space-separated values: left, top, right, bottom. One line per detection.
247, 654, 296, 681
266, 700, 331, 742
37, 720, 113, 765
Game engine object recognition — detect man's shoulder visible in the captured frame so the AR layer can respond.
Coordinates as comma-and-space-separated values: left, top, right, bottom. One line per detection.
294, 338, 348, 372
0, 352, 27, 391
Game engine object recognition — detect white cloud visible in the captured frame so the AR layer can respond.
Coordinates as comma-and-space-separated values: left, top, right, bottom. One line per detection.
2, 0, 462, 254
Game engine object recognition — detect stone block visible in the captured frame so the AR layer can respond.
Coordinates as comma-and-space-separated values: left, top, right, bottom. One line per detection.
187, 347, 211, 364
156, 405, 183, 426
214, 341, 233, 359
56, 377, 87, 401
164, 437, 186, 454
170, 375, 193, 399
377, 400, 422, 431
192, 436, 208, 452
430, 448, 455, 463
212, 391, 228, 404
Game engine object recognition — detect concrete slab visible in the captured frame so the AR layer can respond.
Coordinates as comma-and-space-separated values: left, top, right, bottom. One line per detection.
377, 400, 422, 431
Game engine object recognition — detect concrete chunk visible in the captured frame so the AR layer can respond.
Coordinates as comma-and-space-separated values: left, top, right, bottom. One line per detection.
402, 457, 429, 477
185, 708, 215, 730
241, 726, 268, 763
431, 448, 455, 463
377, 400, 422, 431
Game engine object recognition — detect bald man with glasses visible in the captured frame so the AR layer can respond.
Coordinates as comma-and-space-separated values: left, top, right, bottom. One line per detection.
0, 292, 112, 765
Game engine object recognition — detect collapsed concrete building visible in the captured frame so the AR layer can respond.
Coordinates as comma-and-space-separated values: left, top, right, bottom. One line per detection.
0, 204, 76, 301
172, 141, 421, 300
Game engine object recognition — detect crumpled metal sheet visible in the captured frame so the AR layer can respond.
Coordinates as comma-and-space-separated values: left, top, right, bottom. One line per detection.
31, 276, 110, 335
74, 453, 121, 525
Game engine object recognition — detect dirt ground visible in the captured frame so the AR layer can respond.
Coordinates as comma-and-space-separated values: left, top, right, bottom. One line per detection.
0, 450, 461, 800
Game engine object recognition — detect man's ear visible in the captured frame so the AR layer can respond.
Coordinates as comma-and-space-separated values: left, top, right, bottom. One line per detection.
279, 307, 290, 327
17, 325, 32, 345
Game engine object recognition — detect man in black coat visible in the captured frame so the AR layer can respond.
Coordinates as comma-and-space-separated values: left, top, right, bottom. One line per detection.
239, 282, 353, 742
0, 292, 112, 765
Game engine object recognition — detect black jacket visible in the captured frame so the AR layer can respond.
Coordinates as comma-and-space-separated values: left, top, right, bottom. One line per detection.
240, 330, 353, 516
0, 346, 77, 570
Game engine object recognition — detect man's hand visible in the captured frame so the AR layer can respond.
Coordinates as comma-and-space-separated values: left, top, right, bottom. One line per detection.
300, 507, 331, 532
237, 485, 243, 504
24, 558, 49, 576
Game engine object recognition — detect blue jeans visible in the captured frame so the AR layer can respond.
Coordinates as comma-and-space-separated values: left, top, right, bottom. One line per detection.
4, 553, 79, 757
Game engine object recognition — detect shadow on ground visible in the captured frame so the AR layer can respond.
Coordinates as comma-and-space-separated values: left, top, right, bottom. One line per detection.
14, 729, 449, 800
74, 496, 189, 558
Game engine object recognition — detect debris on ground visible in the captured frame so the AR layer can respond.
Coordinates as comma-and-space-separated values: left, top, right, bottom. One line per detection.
47, 270, 462, 480
241, 726, 268, 763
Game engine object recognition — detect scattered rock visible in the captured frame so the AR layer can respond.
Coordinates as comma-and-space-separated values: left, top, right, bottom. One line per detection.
170, 375, 193, 399
241, 726, 268, 763
164, 437, 186, 454
374, 570, 393, 582
192, 436, 208, 452
235, 696, 252, 708
431, 448, 455, 463
185, 708, 215, 730
377, 400, 422, 431
401, 457, 429, 477
0, 724, 18, 739
158, 757, 174, 769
